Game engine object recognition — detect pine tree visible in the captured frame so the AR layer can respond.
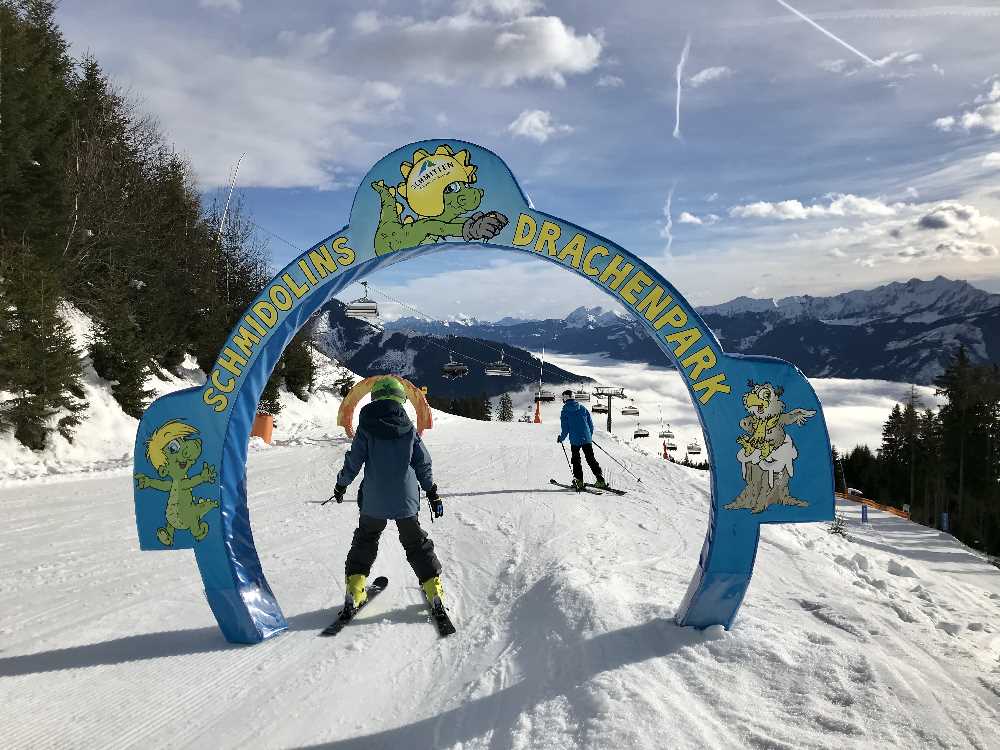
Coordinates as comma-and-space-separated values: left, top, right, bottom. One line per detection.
283, 332, 316, 401
497, 392, 514, 422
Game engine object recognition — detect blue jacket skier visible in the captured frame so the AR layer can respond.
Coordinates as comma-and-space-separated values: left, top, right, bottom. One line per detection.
557, 390, 608, 491
333, 376, 445, 612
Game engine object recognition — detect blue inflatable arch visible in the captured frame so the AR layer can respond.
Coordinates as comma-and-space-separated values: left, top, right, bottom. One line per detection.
133, 140, 834, 644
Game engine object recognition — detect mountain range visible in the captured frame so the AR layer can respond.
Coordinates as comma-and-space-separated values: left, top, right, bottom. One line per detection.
379, 276, 1000, 384
310, 299, 587, 400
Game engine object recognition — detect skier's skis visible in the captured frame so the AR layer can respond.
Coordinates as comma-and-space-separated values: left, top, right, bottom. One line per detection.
550, 478, 602, 495
427, 598, 457, 637
585, 483, 626, 496
319, 575, 389, 636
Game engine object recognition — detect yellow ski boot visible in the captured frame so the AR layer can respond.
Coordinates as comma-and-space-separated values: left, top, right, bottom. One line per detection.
345, 573, 368, 611
421, 576, 444, 607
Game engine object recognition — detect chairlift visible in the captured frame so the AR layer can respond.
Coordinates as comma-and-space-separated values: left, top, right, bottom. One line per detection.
592, 403, 608, 414
621, 399, 639, 416
442, 352, 469, 380
633, 425, 650, 439
485, 351, 512, 377
659, 421, 675, 440
573, 384, 590, 402
687, 439, 702, 455
665, 436, 678, 451
534, 349, 555, 401
346, 281, 378, 319
518, 412, 533, 423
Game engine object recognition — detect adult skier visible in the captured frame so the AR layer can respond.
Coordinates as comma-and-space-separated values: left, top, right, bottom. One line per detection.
557, 389, 609, 491
333, 376, 446, 615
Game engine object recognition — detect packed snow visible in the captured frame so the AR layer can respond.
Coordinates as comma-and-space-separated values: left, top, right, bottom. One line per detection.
3, 309, 997, 749
2, 406, 999, 748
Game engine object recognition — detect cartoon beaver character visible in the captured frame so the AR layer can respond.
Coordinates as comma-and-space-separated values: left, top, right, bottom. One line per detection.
725, 381, 816, 514
372, 144, 508, 255
134, 420, 219, 545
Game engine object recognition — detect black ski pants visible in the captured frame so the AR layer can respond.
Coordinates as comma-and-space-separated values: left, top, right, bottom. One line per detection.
345, 513, 441, 583
571, 443, 604, 483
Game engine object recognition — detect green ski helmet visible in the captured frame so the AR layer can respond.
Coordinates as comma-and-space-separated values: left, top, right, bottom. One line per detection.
371, 376, 407, 405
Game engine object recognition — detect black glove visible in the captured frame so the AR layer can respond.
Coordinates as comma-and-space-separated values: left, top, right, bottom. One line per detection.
333, 484, 346, 504
556, 435, 563, 443
426, 484, 443, 519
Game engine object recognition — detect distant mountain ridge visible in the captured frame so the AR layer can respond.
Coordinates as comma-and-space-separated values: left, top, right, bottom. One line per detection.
381, 277, 1000, 384
311, 300, 587, 399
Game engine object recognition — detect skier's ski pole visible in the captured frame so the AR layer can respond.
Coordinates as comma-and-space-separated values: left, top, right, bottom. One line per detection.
560, 442, 572, 470
592, 440, 643, 483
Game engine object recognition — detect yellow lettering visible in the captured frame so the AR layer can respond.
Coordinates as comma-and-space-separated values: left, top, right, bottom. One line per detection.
232, 326, 261, 358
211, 369, 236, 393
298, 259, 318, 285
332, 236, 355, 266
637, 285, 673, 323
512, 213, 537, 246
619, 270, 652, 305
281, 272, 309, 299
655, 304, 687, 330
534, 221, 561, 256
664, 327, 702, 358
583, 245, 608, 276
693, 373, 731, 404
682, 345, 717, 381
217, 347, 247, 378
309, 245, 337, 278
244, 314, 267, 337
253, 301, 279, 328
269, 284, 293, 311
599, 255, 634, 290
558, 233, 586, 269
203, 387, 228, 412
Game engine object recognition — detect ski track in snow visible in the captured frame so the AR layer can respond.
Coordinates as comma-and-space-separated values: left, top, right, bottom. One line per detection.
2, 411, 1000, 749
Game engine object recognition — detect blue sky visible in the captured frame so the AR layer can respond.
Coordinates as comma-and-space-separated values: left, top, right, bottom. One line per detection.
57, 1, 1000, 319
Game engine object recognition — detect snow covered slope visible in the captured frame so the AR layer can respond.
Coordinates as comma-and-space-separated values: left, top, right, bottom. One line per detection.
2, 414, 998, 749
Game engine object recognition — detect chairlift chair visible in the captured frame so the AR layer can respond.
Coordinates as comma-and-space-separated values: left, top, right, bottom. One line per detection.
485, 351, 512, 377
633, 425, 650, 439
592, 403, 608, 414
442, 352, 469, 380
621, 401, 639, 416
687, 439, 702, 455
666, 437, 678, 451
346, 281, 378, 319
573, 385, 590, 402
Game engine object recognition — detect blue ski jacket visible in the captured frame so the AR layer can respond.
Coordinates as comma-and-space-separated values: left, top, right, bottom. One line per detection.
558, 399, 594, 446
336, 399, 434, 519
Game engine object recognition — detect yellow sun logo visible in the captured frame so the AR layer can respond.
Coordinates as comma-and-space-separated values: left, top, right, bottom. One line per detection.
392, 144, 479, 219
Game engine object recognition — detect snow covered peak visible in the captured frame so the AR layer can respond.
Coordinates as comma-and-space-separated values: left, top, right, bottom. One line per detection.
565, 306, 628, 328
700, 277, 1000, 323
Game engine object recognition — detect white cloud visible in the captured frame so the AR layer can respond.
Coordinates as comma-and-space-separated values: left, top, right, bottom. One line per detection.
507, 109, 573, 142
828, 248, 847, 258
933, 116, 956, 132
729, 193, 898, 221
915, 202, 999, 238
373, 14, 602, 87
905, 187, 919, 199
688, 66, 732, 88
820, 59, 848, 74
678, 211, 719, 225
455, 0, 543, 17
936, 80, 1000, 134
199, 0, 241, 11
984, 153, 1000, 168
595, 75, 624, 88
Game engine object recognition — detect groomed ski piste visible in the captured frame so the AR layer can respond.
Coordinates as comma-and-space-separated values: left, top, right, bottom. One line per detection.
2, 317, 1000, 749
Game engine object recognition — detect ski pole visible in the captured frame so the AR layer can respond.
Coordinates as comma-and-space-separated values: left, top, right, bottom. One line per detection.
592, 440, 643, 484
560, 442, 572, 471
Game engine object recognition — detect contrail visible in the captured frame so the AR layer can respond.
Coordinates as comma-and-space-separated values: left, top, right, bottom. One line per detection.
774, 0, 878, 66
662, 182, 676, 254
673, 34, 692, 140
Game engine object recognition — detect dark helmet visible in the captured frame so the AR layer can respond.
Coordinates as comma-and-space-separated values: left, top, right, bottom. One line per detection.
561, 389, 574, 402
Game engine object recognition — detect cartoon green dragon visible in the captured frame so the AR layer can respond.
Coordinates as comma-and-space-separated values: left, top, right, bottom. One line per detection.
372, 144, 508, 255
134, 420, 219, 545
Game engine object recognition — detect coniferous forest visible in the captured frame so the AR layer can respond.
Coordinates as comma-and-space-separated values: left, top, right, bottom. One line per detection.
839, 349, 1000, 557
0, 0, 314, 450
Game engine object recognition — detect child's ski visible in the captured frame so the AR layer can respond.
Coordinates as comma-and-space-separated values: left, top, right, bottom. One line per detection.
319, 576, 389, 636
550, 479, 602, 495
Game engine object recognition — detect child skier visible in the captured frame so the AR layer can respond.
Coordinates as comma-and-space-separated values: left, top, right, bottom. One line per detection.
557, 389, 609, 491
333, 376, 446, 615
